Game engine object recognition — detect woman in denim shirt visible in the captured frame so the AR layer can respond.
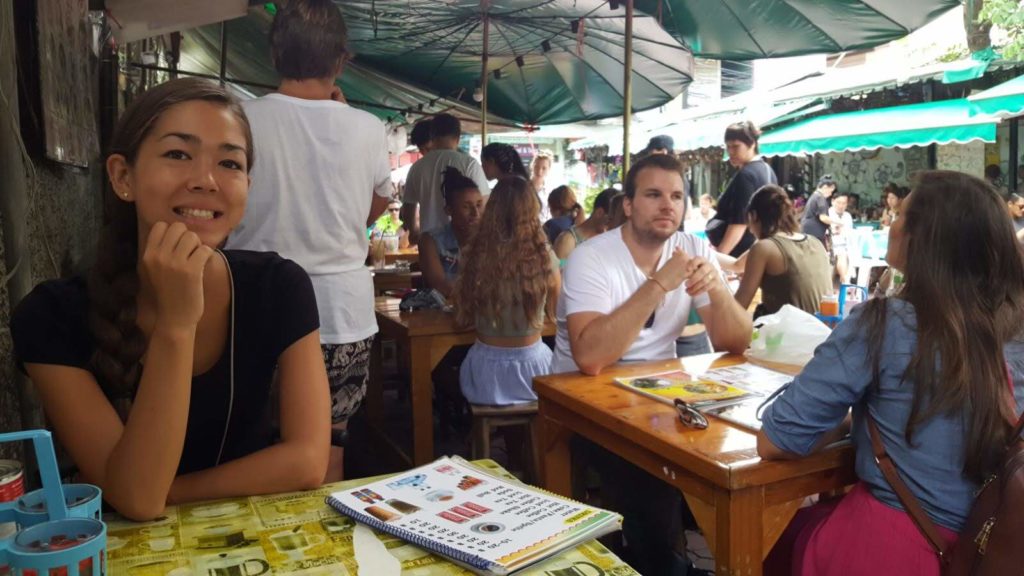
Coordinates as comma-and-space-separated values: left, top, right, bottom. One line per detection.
759, 171, 1024, 575
420, 167, 484, 297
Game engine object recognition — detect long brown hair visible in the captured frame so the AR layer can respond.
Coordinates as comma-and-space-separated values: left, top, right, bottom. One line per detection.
452, 177, 553, 330
89, 78, 253, 402
863, 170, 1024, 482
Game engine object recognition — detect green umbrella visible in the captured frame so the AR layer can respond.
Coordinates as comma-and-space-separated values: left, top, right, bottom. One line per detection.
176, 13, 512, 128
634, 0, 960, 59
338, 0, 694, 126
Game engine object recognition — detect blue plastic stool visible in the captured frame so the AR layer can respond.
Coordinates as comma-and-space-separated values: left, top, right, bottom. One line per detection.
0, 430, 106, 576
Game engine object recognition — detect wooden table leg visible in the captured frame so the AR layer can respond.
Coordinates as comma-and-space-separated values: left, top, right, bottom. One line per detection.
714, 486, 766, 576
539, 408, 573, 497
409, 337, 435, 465
366, 335, 384, 426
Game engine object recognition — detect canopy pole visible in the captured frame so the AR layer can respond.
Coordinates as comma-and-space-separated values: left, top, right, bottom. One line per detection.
218, 21, 228, 86
622, 0, 633, 174
480, 1, 490, 145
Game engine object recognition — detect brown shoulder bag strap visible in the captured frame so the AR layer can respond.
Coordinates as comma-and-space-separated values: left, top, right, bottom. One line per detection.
866, 363, 1024, 565
866, 414, 950, 563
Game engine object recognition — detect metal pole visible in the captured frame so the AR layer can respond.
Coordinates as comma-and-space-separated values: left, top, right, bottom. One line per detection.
622, 0, 633, 174
480, 1, 490, 145
1010, 117, 1020, 194
218, 21, 228, 86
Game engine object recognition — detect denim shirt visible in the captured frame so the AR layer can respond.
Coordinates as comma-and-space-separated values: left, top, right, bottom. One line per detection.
762, 298, 1024, 532
424, 223, 460, 282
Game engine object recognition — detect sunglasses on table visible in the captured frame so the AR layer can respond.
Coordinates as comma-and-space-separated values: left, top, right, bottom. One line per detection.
674, 399, 709, 430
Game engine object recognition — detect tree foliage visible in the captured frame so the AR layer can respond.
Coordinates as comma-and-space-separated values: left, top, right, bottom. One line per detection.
981, 0, 1024, 60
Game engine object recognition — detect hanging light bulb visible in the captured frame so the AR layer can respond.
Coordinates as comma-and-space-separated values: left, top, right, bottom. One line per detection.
472, 79, 483, 102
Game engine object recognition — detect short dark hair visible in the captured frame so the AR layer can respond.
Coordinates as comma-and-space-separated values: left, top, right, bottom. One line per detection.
623, 154, 685, 199
270, 0, 348, 80
430, 113, 461, 141
747, 185, 799, 238
645, 135, 674, 152
724, 121, 762, 149
593, 187, 621, 213
410, 120, 432, 148
817, 174, 836, 189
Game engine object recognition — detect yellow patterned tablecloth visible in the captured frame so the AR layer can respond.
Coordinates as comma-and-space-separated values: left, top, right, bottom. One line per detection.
104, 460, 638, 576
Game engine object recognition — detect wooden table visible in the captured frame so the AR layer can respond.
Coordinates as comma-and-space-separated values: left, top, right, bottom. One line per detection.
369, 297, 555, 467
371, 268, 422, 295
105, 460, 639, 575
535, 354, 856, 576
385, 248, 419, 265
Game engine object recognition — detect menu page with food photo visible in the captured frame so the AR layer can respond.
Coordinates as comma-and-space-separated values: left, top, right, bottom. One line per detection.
326, 457, 621, 575
613, 370, 755, 407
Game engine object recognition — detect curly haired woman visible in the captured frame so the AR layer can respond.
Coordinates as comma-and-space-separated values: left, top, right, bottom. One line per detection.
451, 177, 560, 405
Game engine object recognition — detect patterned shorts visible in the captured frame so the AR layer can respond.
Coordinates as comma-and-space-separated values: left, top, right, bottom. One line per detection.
322, 336, 375, 425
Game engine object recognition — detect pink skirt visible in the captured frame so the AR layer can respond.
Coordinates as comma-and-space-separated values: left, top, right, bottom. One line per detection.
765, 482, 959, 576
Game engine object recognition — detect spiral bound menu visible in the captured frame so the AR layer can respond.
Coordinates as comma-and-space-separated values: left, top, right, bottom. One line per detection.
326, 456, 622, 575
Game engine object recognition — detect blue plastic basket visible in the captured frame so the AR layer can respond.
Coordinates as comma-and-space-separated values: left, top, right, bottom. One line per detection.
0, 431, 105, 576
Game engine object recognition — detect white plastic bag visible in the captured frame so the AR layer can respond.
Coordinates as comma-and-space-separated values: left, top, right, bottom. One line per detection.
748, 304, 831, 367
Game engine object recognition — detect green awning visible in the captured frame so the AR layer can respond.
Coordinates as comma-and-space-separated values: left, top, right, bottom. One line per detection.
759, 98, 997, 157
969, 74, 1024, 118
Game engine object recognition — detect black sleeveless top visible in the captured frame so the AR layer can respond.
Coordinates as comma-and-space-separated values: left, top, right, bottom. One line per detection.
10, 250, 319, 475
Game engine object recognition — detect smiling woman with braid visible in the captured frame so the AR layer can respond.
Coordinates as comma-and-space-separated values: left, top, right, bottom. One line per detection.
10, 78, 330, 520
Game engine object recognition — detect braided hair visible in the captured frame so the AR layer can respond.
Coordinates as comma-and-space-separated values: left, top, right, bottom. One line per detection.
480, 143, 528, 179
441, 166, 479, 208
89, 78, 253, 405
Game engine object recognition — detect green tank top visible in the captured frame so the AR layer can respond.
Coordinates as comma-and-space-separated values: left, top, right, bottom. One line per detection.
760, 235, 833, 316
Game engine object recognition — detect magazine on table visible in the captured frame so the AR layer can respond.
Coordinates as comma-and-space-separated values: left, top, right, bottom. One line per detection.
614, 363, 795, 429
326, 456, 622, 575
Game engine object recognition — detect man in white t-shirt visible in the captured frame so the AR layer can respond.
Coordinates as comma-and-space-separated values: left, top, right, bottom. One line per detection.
553, 154, 750, 576
829, 192, 855, 283
400, 114, 489, 243
224, 0, 390, 480
552, 155, 751, 375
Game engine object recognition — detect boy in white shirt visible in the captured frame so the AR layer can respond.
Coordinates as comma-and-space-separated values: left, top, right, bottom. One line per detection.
401, 114, 490, 242
225, 0, 391, 481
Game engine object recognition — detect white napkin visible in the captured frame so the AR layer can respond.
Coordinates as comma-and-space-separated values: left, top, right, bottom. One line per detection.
353, 523, 402, 576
